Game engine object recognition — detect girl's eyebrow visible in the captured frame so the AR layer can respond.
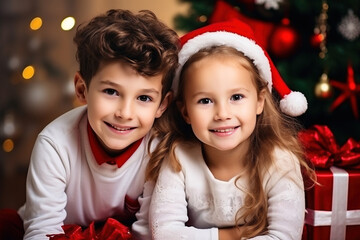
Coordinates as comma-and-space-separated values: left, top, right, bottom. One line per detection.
191, 87, 249, 97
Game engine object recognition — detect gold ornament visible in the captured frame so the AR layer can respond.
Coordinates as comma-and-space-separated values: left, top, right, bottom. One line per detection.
315, 73, 333, 98
197, 15, 207, 23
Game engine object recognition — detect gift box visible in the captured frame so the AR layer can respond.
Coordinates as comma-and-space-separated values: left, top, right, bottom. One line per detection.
299, 125, 360, 240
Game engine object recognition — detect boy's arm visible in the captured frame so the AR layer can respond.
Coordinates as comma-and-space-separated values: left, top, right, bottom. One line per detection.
131, 180, 155, 240
21, 135, 68, 240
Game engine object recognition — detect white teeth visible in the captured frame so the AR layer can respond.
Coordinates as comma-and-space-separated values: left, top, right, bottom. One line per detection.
111, 124, 131, 131
213, 128, 233, 133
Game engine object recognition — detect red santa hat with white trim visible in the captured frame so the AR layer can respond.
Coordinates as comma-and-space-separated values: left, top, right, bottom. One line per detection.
172, 19, 308, 117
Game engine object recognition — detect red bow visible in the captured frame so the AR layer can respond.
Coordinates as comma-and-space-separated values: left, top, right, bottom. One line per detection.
299, 125, 360, 169
47, 218, 132, 240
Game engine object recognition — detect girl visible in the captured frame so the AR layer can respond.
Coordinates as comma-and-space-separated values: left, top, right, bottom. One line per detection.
145, 19, 315, 240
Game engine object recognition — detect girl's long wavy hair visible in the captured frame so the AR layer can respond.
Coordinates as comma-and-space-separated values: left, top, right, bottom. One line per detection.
146, 45, 316, 238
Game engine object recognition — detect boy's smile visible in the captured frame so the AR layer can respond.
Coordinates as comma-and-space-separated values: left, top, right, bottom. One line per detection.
75, 61, 168, 155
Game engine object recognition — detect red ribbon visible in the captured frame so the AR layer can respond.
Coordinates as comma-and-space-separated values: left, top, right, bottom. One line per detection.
299, 125, 360, 169
47, 218, 132, 240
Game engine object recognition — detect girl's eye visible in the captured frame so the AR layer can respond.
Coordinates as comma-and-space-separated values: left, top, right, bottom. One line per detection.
138, 95, 152, 102
198, 98, 212, 104
104, 88, 118, 96
231, 94, 243, 101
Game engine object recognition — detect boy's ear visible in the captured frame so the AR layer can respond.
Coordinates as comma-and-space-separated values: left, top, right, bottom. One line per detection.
155, 91, 173, 118
178, 101, 191, 124
74, 72, 87, 104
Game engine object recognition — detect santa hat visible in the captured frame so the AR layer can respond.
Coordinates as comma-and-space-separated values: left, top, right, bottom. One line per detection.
172, 19, 307, 117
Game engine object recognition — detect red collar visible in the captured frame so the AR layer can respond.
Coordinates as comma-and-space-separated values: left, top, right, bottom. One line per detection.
87, 121, 143, 168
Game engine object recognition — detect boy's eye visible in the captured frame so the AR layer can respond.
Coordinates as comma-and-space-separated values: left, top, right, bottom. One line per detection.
198, 98, 212, 104
231, 94, 243, 101
104, 88, 118, 96
138, 95, 152, 102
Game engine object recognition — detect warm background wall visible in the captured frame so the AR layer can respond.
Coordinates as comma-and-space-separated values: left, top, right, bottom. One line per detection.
0, 0, 188, 209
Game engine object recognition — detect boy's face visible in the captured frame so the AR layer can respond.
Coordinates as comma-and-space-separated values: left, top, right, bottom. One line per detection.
75, 61, 169, 154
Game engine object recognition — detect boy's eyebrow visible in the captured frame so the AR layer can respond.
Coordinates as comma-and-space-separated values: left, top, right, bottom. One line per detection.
100, 80, 160, 95
141, 88, 161, 96
100, 80, 119, 87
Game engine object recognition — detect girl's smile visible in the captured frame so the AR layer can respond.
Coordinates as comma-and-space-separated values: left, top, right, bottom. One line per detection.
209, 126, 240, 136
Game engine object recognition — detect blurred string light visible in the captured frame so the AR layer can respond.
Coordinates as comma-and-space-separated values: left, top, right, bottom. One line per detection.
30, 17, 43, 30
22, 65, 35, 80
8, 56, 20, 70
61, 16, 75, 31
3, 139, 14, 153
314, 0, 333, 99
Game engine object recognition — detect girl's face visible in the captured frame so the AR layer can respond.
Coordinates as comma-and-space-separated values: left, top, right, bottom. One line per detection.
180, 54, 265, 152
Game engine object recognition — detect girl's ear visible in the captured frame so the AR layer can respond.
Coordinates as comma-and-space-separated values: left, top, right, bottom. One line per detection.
155, 91, 173, 118
256, 89, 266, 115
74, 72, 87, 104
178, 101, 191, 124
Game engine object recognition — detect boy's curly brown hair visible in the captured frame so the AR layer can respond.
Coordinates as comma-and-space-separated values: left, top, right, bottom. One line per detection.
73, 9, 179, 98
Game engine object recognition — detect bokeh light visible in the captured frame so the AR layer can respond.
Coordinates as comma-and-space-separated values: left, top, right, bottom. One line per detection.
3, 139, 14, 153
61, 16, 75, 31
30, 17, 42, 30
22, 65, 35, 80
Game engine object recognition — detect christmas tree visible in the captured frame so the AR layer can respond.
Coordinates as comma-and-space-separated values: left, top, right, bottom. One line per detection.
174, 0, 360, 145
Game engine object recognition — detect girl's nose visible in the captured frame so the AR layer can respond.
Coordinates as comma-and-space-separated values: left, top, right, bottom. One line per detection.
214, 102, 231, 121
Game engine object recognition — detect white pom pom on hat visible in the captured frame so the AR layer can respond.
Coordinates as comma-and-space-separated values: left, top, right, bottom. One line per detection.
172, 18, 308, 117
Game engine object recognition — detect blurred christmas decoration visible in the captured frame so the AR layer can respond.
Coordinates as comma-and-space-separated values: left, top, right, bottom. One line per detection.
0, 2, 76, 173
29, 17, 43, 31
268, 18, 299, 58
0, 111, 22, 140
255, 0, 283, 10
19, 78, 62, 117
313, 1, 328, 60
174, 0, 360, 144
313, 1, 332, 100
61, 16, 76, 31
330, 63, 360, 119
338, 9, 360, 41
315, 73, 333, 99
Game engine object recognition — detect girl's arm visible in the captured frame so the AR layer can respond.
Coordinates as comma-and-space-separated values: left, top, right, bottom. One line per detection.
149, 161, 218, 240
131, 181, 155, 240
248, 154, 305, 240
219, 159, 304, 240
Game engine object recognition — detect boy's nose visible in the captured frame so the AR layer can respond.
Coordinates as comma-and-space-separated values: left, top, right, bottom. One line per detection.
115, 100, 133, 120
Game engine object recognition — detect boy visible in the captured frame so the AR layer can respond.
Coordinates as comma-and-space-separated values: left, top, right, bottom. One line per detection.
0, 9, 179, 239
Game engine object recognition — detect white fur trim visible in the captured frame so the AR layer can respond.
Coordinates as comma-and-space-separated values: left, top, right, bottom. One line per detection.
172, 31, 272, 94
280, 91, 308, 117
